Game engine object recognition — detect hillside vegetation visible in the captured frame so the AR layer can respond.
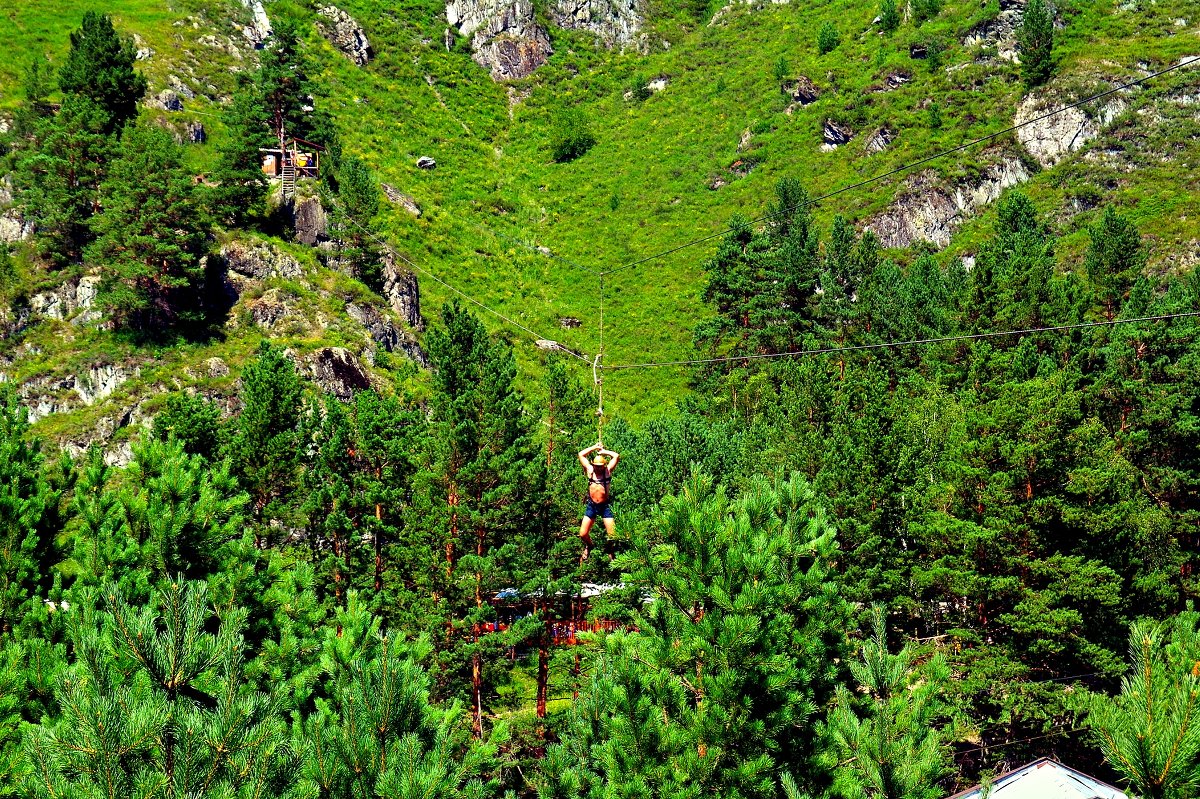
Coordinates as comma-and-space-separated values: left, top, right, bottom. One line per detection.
2, 0, 1200, 797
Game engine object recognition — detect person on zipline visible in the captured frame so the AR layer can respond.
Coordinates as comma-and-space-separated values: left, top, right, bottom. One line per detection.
578, 443, 620, 561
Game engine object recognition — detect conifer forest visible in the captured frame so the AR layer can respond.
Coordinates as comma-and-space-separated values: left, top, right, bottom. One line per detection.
0, 0, 1199, 796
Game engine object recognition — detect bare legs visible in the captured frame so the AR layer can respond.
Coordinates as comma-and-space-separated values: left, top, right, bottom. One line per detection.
579, 515, 616, 562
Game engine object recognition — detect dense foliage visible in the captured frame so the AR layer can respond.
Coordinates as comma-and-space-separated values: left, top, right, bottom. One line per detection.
2, 3, 1200, 799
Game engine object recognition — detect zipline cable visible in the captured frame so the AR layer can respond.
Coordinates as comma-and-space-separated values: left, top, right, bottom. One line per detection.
595, 273, 606, 443
604, 311, 1200, 370
332, 201, 593, 365
602, 56, 1200, 277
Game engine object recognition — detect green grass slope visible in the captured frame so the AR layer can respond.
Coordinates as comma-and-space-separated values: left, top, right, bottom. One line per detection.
2, 0, 1198, 426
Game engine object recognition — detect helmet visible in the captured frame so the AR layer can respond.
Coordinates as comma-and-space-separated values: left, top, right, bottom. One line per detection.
592, 455, 608, 466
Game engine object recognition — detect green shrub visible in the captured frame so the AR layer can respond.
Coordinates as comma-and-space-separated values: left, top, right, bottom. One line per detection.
773, 56, 790, 85
629, 71, 652, 102
926, 38, 945, 72
817, 22, 840, 55
911, 0, 942, 25
879, 0, 900, 32
928, 102, 943, 129
551, 110, 597, 162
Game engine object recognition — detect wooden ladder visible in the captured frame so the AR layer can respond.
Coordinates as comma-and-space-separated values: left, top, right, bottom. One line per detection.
281, 157, 296, 200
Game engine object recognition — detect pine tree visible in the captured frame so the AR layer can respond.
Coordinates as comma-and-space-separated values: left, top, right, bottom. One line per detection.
331, 154, 383, 287
1085, 206, 1144, 319
152, 392, 224, 461
22, 580, 302, 798
825, 607, 953, 799
818, 22, 841, 55
226, 343, 304, 538
211, 73, 272, 226
420, 302, 549, 738
13, 97, 113, 266
1018, 0, 1054, 87
87, 125, 210, 331
542, 472, 849, 798
258, 17, 329, 147
56, 12, 147, 133
1083, 613, 1200, 799
116, 436, 249, 583
299, 605, 490, 797
0, 386, 54, 637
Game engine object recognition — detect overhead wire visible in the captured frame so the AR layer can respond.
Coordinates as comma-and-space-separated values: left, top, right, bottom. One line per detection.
604, 312, 1200, 370
601, 56, 1200, 277
331, 199, 593, 365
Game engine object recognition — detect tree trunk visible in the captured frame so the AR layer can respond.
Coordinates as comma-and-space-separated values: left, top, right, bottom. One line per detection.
536, 630, 550, 720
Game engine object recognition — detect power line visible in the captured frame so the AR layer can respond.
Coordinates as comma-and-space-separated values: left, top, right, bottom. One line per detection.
331, 200, 593, 364
602, 56, 1200, 277
604, 312, 1200, 370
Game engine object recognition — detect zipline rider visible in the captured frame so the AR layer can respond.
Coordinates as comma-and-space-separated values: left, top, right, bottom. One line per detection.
578, 443, 620, 562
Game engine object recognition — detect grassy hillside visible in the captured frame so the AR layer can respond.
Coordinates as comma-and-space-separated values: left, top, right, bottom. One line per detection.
1, 0, 1198, 428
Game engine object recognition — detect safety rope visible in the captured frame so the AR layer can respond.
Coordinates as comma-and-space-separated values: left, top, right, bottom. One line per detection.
595, 274, 605, 444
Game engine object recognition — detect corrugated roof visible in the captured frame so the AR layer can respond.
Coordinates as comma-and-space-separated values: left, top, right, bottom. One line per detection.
947, 758, 1128, 799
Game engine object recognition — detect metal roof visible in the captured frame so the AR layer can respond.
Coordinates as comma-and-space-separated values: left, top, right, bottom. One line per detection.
947, 758, 1128, 799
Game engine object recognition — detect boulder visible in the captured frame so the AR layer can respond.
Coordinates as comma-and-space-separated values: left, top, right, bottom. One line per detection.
549, 0, 644, 48
293, 195, 328, 246
206, 357, 230, 378
560, 316, 582, 328
909, 43, 928, 59
310, 347, 372, 400
247, 289, 295, 330
647, 76, 669, 92
417, 155, 437, 169
186, 121, 205, 144
962, 7, 1022, 62
316, 5, 372, 65
381, 253, 425, 330
381, 183, 422, 216
167, 75, 196, 99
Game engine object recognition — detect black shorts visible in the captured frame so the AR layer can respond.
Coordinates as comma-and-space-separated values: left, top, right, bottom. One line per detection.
584, 498, 614, 520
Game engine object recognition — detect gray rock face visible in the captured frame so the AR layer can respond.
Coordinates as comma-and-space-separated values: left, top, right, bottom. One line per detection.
864, 126, 895, 154
309, 347, 372, 400
28, 276, 102, 325
865, 154, 1031, 248
822, 120, 853, 147
220, 239, 304, 281
962, 7, 1022, 62
381, 183, 422, 216
345, 302, 427, 364
156, 90, 183, 111
447, 0, 552, 80
316, 5, 372, 65
550, 0, 643, 47
1015, 90, 1127, 168
381, 253, 424, 331
247, 289, 297, 330
240, 0, 272, 46
14, 361, 140, 424
0, 179, 32, 243
293, 196, 328, 246
785, 75, 819, 104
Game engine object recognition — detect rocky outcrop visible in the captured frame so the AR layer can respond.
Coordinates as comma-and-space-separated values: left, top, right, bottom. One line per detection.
0, 179, 32, 243
316, 6, 372, 65
155, 90, 184, 111
11, 361, 140, 424
381, 253, 424, 331
27, 276, 102, 325
864, 126, 895, 154
822, 120, 853, 148
381, 183, 422, 216
447, 0, 552, 80
345, 302, 428, 364
962, 6, 1021, 62
220, 239, 304, 281
785, 76, 819, 104
240, 0, 272, 47
309, 347, 372, 400
293, 196, 328, 246
865, 153, 1031, 248
550, 0, 643, 47
246, 289, 300, 330
1015, 90, 1127, 168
